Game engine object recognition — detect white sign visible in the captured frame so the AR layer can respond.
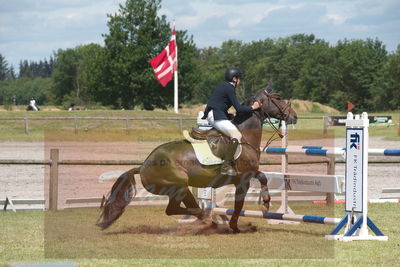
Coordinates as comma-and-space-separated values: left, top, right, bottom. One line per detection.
345, 128, 364, 213
265, 172, 345, 193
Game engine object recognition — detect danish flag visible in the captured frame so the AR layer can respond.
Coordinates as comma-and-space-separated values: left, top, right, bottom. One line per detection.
149, 28, 177, 87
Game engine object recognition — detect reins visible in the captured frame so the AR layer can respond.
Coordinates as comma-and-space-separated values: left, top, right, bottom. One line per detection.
235, 88, 292, 155
259, 90, 292, 151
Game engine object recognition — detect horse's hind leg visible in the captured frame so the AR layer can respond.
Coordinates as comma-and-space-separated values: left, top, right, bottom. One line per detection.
182, 189, 206, 219
165, 187, 203, 218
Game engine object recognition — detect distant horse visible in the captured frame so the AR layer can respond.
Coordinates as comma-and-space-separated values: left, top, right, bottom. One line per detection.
97, 82, 297, 233
26, 105, 39, 111
67, 104, 86, 111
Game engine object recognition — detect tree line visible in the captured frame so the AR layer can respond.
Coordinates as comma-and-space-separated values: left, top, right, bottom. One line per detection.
1, 0, 399, 111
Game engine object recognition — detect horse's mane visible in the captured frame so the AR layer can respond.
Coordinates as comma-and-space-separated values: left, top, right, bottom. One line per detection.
234, 81, 281, 125
243, 79, 278, 105
243, 87, 280, 106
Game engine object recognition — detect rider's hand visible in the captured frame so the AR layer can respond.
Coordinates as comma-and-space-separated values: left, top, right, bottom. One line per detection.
251, 101, 261, 110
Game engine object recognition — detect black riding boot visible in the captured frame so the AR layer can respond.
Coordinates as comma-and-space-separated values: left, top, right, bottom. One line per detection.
221, 138, 239, 176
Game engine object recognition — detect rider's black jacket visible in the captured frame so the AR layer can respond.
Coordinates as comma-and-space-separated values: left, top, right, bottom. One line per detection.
202, 82, 252, 120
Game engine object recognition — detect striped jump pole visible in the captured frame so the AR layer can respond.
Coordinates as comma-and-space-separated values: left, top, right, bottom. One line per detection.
212, 208, 341, 225
313, 199, 400, 205
263, 146, 345, 157
263, 146, 400, 157
300, 146, 400, 156
368, 148, 400, 156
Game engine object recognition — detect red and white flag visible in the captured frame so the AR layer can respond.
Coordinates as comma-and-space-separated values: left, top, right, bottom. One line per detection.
149, 28, 177, 87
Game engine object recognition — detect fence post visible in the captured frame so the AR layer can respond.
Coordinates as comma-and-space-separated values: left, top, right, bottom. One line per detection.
179, 118, 183, 132
323, 116, 328, 135
49, 149, 59, 211
281, 122, 289, 213
74, 116, 78, 134
24, 117, 29, 135
268, 121, 299, 225
125, 117, 129, 134
326, 155, 335, 205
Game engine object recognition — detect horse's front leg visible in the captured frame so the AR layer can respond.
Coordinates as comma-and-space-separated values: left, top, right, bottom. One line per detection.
256, 171, 271, 213
230, 178, 250, 233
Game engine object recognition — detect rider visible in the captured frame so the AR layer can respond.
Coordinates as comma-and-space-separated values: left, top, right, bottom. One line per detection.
29, 98, 38, 111
202, 67, 261, 176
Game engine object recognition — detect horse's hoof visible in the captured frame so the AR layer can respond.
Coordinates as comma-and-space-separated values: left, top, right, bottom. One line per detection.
201, 208, 212, 219
231, 227, 241, 234
261, 203, 270, 214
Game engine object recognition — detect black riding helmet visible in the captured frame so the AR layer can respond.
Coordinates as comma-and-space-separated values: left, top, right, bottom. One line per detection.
225, 67, 243, 82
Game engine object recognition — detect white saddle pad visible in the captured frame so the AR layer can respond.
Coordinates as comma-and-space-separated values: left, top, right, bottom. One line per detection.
183, 130, 241, 165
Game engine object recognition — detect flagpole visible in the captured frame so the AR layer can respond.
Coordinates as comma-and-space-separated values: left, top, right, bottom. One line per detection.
173, 21, 179, 114
174, 56, 178, 114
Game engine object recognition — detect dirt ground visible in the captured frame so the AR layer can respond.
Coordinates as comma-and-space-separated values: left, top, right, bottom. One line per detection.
0, 137, 399, 210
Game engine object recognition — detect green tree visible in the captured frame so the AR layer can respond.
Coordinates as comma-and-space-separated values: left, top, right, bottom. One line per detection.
384, 45, 400, 109
101, 0, 199, 110
102, 0, 170, 109
51, 48, 81, 104
192, 47, 224, 103
19, 58, 53, 79
334, 38, 388, 111
240, 39, 277, 96
271, 34, 316, 99
0, 53, 9, 81
1, 77, 52, 105
78, 44, 108, 105
7, 66, 16, 81
293, 39, 338, 104
51, 44, 104, 106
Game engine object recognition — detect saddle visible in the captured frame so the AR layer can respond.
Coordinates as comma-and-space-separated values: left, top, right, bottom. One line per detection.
189, 127, 231, 160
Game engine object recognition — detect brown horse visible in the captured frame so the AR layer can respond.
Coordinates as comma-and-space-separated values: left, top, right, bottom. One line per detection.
97, 83, 297, 233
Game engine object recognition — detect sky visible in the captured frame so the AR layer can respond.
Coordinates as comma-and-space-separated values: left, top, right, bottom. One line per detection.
1, 0, 399, 71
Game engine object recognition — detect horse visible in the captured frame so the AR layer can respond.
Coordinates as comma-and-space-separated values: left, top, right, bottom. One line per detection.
26, 105, 40, 111
97, 82, 297, 233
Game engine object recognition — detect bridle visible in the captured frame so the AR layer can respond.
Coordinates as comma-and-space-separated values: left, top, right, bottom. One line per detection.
238, 89, 293, 155
263, 90, 292, 121
259, 90, 292, 151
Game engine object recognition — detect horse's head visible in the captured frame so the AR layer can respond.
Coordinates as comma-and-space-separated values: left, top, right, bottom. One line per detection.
252, 80, 297, 125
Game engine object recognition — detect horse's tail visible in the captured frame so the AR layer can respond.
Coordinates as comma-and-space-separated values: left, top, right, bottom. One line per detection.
97, 167, 140, 230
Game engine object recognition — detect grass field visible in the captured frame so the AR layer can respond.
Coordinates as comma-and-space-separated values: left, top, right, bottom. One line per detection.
0, 203, 399, 266
0, 107, 399, 266
0, 108, 399, 142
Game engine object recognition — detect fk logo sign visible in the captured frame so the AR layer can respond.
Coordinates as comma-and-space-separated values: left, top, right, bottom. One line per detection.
350, 133, 360, 150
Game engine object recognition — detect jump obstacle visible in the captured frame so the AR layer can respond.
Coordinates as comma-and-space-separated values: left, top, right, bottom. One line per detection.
201, 112, 392, 241
263, 146, 400, 157
212, 208, 341, 225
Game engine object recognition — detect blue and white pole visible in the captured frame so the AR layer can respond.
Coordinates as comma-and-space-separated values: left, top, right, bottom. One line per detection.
212, 208, 341, 225
263, 146, 400, 157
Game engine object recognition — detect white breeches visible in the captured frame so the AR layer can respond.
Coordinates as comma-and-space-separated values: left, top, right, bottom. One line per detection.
206, 110, 242, 141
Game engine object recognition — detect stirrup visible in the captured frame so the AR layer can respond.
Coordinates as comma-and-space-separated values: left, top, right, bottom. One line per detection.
221, 161, 239, 176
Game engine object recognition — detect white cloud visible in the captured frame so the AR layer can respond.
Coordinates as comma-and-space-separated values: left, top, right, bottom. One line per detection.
228, 18, 241, 28
324, 13, 347, 25
1, 0, 399, 70
170, 1, 290, 30
0, 0, 123, 68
